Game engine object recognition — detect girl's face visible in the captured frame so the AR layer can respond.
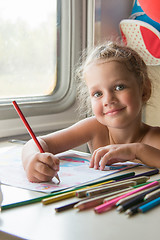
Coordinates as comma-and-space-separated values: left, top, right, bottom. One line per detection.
85, 61, 144, 129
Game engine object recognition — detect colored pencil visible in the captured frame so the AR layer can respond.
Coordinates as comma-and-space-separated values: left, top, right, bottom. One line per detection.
77, 179, 150, 212
134, 168, 159, 177
117, 169, 159, 182
55, 195, 97, 212
42, 180, 114, 204
12, 100, 60, 183
42, 179, 112, 204
74, 187, 133, 211
116, 185, 160, 206
76, 181, 123, 198
139, 197, 160, 213
125, 187, 160, 216
12, 100, 44, 153
116, 176, 149, 185
145, 189, 160, 200
75, 180, 114, 198
42, 191, 76, 205
94, 181, 160, 214
125, 192, 160, 216
76, 177, 149, 210
86, 181, 136, 197
55, 200, 80, 212
117, 193, 145, 212
76, 176, 148, 198
55, 185, 142, 212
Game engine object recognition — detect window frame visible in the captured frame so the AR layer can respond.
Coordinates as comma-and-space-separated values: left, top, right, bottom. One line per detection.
0, 0, 86, 120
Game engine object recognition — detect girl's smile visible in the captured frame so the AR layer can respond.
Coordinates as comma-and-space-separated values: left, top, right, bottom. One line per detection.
104, 106, 126, 116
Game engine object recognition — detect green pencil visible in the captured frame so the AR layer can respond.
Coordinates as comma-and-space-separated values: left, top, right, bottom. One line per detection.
1, 171, 135, 210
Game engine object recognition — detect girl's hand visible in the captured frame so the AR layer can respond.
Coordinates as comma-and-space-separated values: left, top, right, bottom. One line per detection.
89, 143, 137, 170
25, 152, 60, 183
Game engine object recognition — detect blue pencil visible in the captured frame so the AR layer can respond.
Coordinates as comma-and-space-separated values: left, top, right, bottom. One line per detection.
138, 197, 160, 213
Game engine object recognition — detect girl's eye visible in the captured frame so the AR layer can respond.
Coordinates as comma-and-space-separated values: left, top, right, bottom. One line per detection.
93, 91, 102, 98
115, 84, 125, 91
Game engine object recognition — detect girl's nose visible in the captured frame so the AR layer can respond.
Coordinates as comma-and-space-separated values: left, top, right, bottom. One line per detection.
103, 92, 116, 106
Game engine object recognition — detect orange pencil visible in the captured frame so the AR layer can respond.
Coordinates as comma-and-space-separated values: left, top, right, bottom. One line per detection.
12, 100, 60, 183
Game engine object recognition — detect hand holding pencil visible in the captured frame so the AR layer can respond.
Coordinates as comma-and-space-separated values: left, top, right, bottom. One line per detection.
12, 101, 60, 183
25, 150, 60, 183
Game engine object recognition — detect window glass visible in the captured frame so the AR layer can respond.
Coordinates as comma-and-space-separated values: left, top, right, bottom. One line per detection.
0, 0, 85, 123
0, 0, 57, 99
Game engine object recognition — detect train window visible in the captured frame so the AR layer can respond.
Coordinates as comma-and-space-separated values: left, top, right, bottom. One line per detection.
0, 0, 84, 121
0, 0, 57, 99
0, 0, 86, 138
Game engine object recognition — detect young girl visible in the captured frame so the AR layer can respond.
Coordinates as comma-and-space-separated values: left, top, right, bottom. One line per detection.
22, 41, 160, 183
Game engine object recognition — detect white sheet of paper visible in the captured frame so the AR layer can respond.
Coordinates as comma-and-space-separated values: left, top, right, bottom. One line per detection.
0, 145, 141, 193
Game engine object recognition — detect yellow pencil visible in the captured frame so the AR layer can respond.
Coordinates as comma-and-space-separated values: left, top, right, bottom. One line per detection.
42, 191, 76, 205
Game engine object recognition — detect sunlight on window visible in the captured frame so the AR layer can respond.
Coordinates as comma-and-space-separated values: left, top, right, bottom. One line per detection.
0, 0, 57, 98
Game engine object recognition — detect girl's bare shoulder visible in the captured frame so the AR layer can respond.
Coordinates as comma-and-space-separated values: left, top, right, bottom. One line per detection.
147, 126, 160, 136
80, 117, 109, 152
144, 125, 160, 147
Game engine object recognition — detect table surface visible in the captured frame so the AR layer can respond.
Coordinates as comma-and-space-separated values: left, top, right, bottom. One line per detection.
0, 143, 160, 240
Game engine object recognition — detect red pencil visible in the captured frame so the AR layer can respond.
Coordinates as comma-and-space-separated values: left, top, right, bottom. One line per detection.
12, 100, 60, 182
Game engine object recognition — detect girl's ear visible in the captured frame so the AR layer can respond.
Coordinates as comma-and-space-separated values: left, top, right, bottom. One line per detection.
142, 79, 151, 103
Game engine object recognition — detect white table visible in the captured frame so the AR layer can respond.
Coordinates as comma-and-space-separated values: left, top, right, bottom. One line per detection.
0, 165, 160, 240
0, 140, 160, 240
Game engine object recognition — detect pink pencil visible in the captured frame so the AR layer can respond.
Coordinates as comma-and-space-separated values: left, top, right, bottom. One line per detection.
12, 100, 60, 182
94, 181, 159, 214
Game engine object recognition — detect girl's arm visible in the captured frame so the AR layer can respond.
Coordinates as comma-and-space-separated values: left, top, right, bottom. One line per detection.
22, 117, 101, 182
90, 142, 160, 170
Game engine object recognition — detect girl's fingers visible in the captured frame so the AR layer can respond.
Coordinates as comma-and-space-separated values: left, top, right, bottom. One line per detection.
99, 145, 135, 170
35, 161, 56, 177
27, 168, 53, 183
91, 147, 109, 169
38, 153, 60, 170
89, 151, 96, 168
90, 145, 133, 170
30, 169, 54, 182
100, 151, 120, 170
